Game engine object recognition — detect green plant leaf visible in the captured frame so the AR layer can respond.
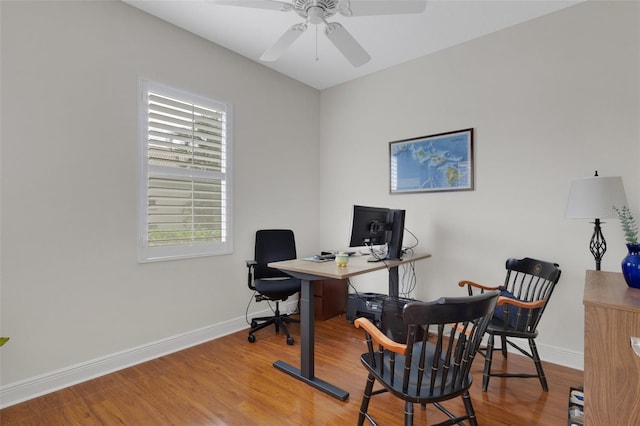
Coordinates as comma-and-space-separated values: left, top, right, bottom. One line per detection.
613, 205, 639, 245
0, 337, 9, 347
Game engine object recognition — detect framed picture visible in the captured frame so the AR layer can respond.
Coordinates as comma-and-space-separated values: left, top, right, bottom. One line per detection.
389, 128, 474, 194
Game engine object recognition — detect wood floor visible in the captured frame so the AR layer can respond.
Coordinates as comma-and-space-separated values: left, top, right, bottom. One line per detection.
0, 314, 582, 425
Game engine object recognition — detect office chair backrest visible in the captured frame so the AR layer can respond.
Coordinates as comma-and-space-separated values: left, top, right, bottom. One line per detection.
254, 229, 297, 279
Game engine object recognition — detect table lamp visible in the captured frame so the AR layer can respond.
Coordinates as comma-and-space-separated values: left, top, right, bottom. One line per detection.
565, 171, 628, 270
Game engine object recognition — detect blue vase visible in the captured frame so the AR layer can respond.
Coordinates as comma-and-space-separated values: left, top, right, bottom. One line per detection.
621, 244, 640, 289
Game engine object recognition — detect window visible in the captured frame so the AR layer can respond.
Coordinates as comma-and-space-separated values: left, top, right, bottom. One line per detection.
138, 79, 232, 262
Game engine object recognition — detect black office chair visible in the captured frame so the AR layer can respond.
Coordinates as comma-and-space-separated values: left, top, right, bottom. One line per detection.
246, 229, 301, 345
458, 257, 561, 391
355, 291, 499, 426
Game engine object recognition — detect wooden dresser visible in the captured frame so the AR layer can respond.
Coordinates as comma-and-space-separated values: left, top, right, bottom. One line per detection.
583, 270, 640, 425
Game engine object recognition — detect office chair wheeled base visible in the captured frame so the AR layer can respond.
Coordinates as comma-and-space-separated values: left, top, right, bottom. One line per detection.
248, 302, 299, 345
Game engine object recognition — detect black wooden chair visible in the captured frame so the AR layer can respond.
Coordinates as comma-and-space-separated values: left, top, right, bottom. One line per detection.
246, 229, 301, 345
458, 257, 561, 391
354, 291, 499, 426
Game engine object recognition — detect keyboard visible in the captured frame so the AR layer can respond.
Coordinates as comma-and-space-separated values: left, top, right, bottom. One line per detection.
317, 253, 335, 260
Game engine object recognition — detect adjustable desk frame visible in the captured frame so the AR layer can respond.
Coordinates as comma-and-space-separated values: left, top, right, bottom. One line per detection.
268, 252, 431, 401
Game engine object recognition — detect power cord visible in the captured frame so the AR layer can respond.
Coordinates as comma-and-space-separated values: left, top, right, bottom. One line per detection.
403, 228, 419, 251
245, 290, 277, 326
399, 261, 417, 297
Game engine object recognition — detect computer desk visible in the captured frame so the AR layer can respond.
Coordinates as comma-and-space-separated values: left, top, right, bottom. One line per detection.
268, 251, 431, 401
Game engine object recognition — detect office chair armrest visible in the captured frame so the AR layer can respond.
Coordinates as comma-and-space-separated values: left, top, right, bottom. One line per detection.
497, 297, 545, 310
354, 317, 407, 355
246, 260, 257, 291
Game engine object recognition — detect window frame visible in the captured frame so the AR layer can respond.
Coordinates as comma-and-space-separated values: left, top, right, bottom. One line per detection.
137, 78, 233, 262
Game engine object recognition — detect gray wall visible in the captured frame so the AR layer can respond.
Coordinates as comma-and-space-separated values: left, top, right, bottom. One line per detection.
1, 0, 320, 394
318, 1, 639, 367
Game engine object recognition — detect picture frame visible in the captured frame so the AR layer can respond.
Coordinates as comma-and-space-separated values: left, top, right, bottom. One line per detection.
389, 128, 474, 194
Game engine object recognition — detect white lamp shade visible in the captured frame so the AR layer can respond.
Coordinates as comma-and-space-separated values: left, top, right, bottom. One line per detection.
565, 176, 628, 219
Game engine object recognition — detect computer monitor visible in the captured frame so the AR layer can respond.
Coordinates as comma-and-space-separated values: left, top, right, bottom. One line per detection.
387, 209, 405, 261
348, 205, 406, 260
349, 205, 391, 247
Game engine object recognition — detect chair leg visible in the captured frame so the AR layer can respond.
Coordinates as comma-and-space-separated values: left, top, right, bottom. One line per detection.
404, 401, 414, 426
529, 338, 549, 391
500, 335, 508, 358
462, 390, 478, 426
248, 317, 277, 335
482, 333, 495, 392
273, 304, 281, 333
358, 373, 376, 426
276, 316, 287, 336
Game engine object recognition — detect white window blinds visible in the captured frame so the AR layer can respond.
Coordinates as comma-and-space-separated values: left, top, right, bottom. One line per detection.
138, 80, 233, 261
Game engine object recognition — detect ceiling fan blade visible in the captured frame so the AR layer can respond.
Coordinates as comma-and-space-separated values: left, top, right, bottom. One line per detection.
260, 23, 308, 61
211, 0, 292, 12
339, 0, 426, 17
324, 22, 370, 67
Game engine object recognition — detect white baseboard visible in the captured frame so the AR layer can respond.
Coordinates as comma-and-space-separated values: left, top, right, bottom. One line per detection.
539, 342, 584, 371
497, 338, 584, 371
0, 302, 297, 409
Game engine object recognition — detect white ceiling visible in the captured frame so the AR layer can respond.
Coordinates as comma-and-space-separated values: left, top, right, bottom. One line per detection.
123, 0, 583, 90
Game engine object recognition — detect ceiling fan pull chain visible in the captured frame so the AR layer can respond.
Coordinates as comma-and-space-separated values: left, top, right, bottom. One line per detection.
315, 25, 319, 61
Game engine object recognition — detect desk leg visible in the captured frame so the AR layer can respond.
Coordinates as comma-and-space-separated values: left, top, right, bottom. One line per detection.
273, 278, 349, 401
300, 278, 313, 377
388, 266, 399, 298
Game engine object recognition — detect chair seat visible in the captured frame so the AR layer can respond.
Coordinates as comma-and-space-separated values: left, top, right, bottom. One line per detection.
486, 317, 539, 338
360, 342, 472, 402
254, 277, 301, 300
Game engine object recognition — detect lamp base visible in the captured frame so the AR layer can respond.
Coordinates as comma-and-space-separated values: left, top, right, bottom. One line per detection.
589, 218, 606, 271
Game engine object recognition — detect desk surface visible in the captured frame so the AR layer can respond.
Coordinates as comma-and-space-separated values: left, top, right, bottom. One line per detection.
269, 251, 432, 281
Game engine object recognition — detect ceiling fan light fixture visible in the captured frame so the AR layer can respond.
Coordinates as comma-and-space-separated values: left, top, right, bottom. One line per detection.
293, 0, 338, 19
307, 6, 325, 24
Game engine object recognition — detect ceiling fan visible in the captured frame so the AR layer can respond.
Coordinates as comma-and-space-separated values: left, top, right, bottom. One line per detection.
212, 0, 427, 67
